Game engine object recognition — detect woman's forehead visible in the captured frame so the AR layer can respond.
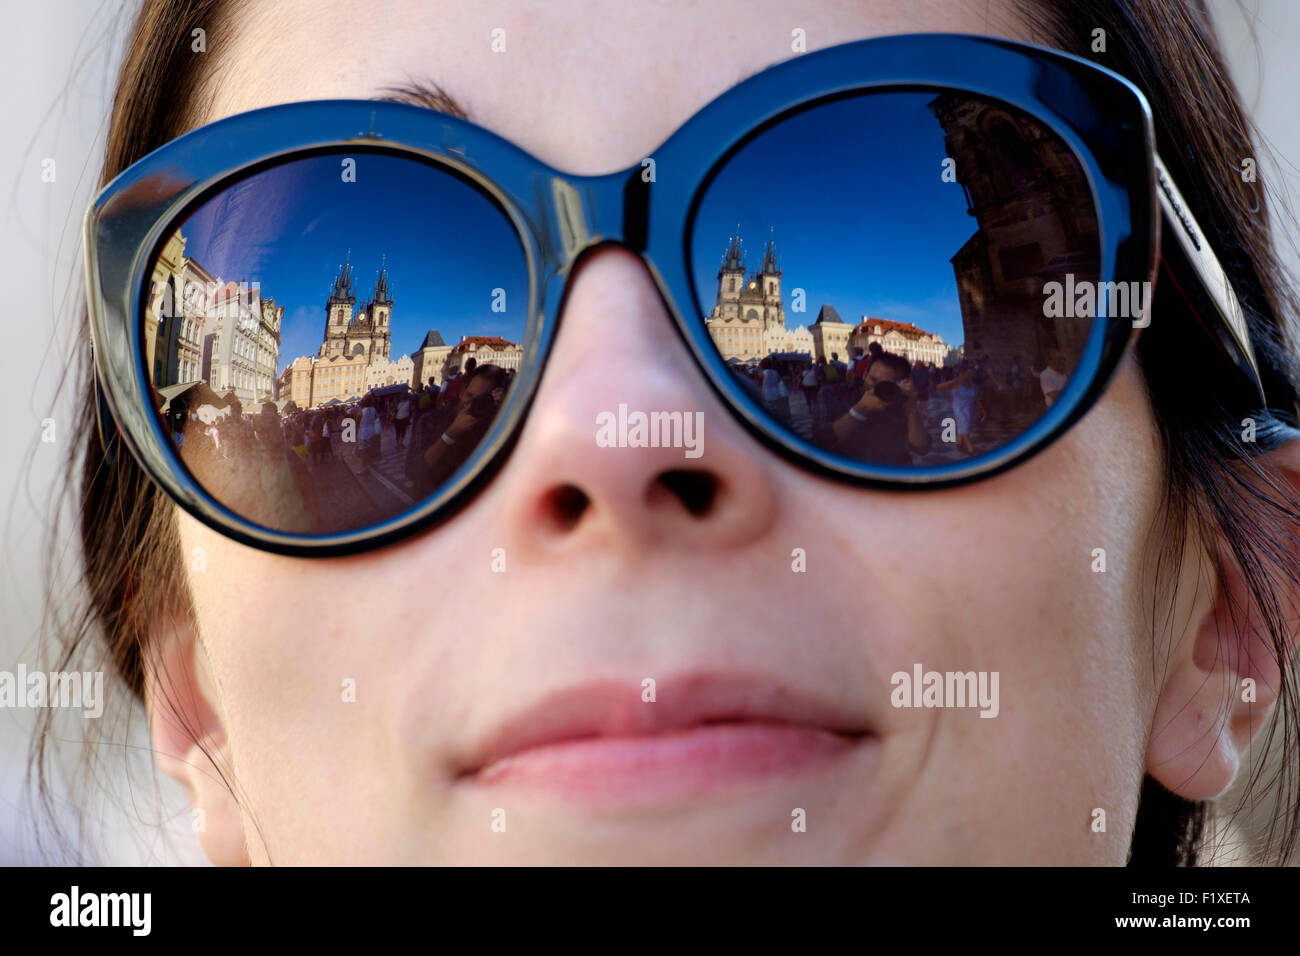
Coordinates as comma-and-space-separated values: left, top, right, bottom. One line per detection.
204, 0, 1027, 174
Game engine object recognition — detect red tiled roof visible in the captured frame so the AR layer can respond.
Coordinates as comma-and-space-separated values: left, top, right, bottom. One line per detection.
853, 317, 936, 339
452, 335, 520, 353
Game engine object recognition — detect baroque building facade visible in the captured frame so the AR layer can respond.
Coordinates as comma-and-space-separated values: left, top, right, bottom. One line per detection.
172, 256, 216, 385
143, 225, 282, 405
445, 335, 524, 376
849, 318, 948, 367
202, 280, 283, 407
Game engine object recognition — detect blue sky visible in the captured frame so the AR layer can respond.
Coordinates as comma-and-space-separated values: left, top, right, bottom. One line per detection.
175, 94, 987, 377
690, 91, 974, 347
177, 151, 529, 376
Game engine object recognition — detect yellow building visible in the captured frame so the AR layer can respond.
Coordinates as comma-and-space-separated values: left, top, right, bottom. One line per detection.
281, 355, 316, 408
412, 330, 453, 389
810, 304, 852, 362
310, 353, 370, 405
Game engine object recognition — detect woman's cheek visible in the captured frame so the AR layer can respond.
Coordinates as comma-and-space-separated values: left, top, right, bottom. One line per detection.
176, 513, 397, 859
828, 359, 1158, 861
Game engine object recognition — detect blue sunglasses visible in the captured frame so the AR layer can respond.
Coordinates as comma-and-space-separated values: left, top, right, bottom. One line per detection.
85, 33, 1276, 557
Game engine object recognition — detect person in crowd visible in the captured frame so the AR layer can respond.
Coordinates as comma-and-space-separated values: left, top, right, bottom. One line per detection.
1040, 350, 1069, 408
394, 392, 412, 447
357, 395, 382, 472
910, 359, 932, 414
759, 356, 790, 425
1008, 354, 1025, 405
935, 364, 987, 457
856, 342, 883, 384
847, 347, 865, 379
831, 351, 931, 465
828, 352, 846, 380
442, 357, 478, 404
800, 360, 820, 414
406, 363, 509, 496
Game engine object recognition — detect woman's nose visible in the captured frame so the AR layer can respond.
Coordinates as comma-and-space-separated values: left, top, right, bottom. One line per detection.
496, 247, 777, 563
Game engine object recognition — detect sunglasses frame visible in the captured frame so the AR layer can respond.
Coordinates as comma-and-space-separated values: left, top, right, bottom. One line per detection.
85, 32, 1267, 557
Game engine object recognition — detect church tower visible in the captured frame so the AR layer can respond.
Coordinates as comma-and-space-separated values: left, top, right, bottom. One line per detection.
706, 226, 785, 363
759, 233, 784, 332
370, 264, 393, 362
322, 256, 356, 359
928, 94, 1099, 372
714, 231, 745, 324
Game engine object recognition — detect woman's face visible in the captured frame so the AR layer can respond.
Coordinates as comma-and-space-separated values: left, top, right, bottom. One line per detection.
163, 0, 1200, 864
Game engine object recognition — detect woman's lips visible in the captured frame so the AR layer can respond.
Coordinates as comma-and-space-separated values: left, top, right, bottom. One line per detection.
454, 675, 874, 805
471, 723, 864, 803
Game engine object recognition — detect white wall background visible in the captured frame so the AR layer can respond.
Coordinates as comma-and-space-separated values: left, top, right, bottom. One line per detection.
0, 0, 1296, 865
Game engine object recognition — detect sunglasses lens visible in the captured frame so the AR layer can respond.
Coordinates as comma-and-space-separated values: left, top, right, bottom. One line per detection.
142, 151, 528, 535
691, 91, 1104, 471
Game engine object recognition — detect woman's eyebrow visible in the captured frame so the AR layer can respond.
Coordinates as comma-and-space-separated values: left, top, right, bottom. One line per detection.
373, 80, 470, 120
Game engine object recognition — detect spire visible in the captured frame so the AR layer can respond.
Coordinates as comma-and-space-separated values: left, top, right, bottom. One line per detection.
330, 250, 355, 301
374, 253, 391, 304
762, 227, 779, 276
721, 224, 744, 272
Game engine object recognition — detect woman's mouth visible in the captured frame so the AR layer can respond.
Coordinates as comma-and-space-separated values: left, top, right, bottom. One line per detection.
453, 673, 876, 807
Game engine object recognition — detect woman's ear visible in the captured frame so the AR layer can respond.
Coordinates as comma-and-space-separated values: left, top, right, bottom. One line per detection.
1145, 440, 1300, 800
144, 617, 250, 866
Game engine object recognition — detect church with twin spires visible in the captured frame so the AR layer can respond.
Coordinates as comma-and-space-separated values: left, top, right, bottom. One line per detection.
705, 229, 813, 362
320, 254, 393, 363
279, 253, 412, 409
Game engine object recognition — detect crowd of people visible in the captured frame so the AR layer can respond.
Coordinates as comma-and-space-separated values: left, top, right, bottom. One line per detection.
160, 342, 1072, 524
161, 357, 515, 533
731, 342, 1073, 466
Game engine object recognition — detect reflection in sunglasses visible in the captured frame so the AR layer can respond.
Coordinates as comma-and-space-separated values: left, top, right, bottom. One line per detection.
694, 90, 1099, 470
143, 151, 529, 534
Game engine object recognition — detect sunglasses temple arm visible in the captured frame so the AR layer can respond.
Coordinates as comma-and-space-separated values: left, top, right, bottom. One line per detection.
1152, 152, 1268, 409
92, 356, 119, 467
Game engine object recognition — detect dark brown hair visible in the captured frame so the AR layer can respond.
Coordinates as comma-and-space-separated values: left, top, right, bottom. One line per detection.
35, 0, 1300, 864
33, 0, 240, 861
1014, 0, 1300, 865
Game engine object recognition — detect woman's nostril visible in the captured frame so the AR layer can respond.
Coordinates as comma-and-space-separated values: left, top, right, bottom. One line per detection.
656, 470, 719, 517
543, 472, 719, 532
547, 484, 591, 530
